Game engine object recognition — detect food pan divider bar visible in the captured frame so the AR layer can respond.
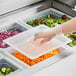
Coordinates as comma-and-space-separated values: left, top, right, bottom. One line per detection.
18, 21, 33, 29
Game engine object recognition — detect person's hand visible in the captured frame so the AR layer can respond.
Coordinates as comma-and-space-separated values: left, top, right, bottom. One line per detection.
34, 26, 62, 44
34, 29, 56, 44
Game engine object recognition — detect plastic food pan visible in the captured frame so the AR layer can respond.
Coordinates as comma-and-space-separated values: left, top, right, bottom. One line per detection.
0, 57, 20, 76
0, 22, 30, 51
20, 8, 72, 27
3, 45, 73, 68
22, 45, 73, 76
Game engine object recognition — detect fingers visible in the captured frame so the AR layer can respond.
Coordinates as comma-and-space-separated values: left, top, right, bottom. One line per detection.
41, 38, 50, 44
34, 33, 43, 41
34, 30, 50, 41
34, 33, 39, 41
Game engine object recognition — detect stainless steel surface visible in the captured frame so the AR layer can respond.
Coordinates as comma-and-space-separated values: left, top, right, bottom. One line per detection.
0, 0, 41, 15
0, 0, 75, 23
35, 0, 76, 17
52, 1, 76, 17
57, 0, 76, 7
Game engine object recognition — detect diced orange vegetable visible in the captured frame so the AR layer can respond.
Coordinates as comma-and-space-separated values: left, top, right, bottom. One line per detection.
13, 49, 60, 66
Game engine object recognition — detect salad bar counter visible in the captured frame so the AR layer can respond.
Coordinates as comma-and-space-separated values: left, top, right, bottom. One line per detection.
0, 0, 75, 76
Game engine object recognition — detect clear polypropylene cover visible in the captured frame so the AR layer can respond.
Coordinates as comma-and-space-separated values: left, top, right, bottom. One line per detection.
4, 25, 66, 59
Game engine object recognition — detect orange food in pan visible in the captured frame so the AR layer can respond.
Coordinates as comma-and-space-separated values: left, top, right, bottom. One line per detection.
13, 49, 60, 66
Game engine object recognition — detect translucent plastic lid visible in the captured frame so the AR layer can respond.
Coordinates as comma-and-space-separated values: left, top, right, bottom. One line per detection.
4, 25, 69, 59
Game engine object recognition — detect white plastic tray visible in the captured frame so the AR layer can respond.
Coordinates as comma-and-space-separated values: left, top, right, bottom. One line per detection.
4, 25, 71, 59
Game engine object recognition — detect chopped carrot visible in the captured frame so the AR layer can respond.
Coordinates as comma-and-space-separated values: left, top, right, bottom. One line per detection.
13, 49, 60, 66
